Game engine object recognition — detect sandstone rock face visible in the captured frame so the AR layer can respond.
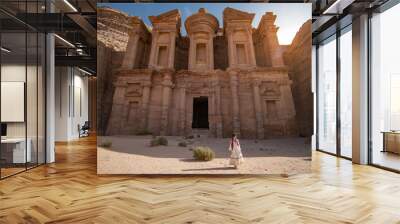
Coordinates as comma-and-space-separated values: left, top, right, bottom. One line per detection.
100, 7, 311, 139
283, 20, 313, 138
97, 7, 133, 52
97, 7, 131, 134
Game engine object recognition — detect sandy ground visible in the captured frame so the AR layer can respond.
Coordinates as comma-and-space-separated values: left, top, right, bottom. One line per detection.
97, 135, 311, 175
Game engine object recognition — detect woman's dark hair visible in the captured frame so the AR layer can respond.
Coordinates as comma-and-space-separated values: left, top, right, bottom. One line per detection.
231, 134, 236, 149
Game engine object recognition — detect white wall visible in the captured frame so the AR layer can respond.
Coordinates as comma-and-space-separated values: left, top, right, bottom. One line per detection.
1, 64, 38, 137
1, 63, 46, 164
55, 67, 89, 141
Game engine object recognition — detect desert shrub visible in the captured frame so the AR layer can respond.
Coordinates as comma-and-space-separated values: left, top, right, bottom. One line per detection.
193, 146, 215, 161
136, 129, 152, 135
158, 137, 168, 146
99, 140, 112, 148
150, 138, 159, 147
185, 135, 194, 139
150, 136, 168, 147
178, 141, 187, 147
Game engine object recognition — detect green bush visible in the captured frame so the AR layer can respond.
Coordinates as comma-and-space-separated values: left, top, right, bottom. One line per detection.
150, 136, 168, 147
178, 141, 187, 147
193, 146, 215, 161
99, 140, 112, 148
158, 137, 168, 146
136, 129, 152, 135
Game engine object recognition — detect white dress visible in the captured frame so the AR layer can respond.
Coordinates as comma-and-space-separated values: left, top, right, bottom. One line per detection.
228, 139, 244, 166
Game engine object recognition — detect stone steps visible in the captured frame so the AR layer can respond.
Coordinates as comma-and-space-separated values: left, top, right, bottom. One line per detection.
191, 128, 210, 138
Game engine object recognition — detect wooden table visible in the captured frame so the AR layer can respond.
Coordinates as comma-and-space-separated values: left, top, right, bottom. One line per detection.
1, 138, 31, 163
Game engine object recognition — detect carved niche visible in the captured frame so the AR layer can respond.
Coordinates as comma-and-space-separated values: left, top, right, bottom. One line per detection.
126, 83, 142, 97
260, 81, 280, 99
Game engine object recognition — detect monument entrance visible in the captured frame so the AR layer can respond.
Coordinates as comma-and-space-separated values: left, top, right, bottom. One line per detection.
192, 97, 209, 129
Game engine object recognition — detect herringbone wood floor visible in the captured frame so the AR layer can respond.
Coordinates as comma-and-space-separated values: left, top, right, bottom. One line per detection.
1, 136, 400, 224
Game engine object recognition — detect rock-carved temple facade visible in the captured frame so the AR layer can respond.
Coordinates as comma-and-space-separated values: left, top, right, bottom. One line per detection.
106, 8, 301, 139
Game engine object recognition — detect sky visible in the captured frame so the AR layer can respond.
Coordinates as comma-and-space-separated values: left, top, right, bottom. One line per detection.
98, 3, 311, 45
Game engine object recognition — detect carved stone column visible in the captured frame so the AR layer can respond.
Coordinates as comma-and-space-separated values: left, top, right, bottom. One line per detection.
213, 77, 223, 138
185, 93, 193, 136
278, 79, 296, 119
247, 28, 257, 67
188, 34, 195, 70
208, 37, 214, 70
209, 86, 216, 137
122, 33, 140, 69
227, 30, 235, 67
229, 70, 241, 136
252, 79, 264, 139
176, 79, 187, 136
141, 80, 152, 131
168, 32, 176, 69
160, 72, 173, 135
148, 32, 159, 68
106, 79, 127, 135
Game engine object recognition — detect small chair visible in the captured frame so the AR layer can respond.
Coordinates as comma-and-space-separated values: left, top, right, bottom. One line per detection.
79, 121, 90, 138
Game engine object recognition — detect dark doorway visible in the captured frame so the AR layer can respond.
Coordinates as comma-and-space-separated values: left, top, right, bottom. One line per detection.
192, 97, 209, 129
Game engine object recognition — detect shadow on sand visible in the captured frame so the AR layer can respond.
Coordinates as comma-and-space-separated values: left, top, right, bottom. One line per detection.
98, 135, 311, 159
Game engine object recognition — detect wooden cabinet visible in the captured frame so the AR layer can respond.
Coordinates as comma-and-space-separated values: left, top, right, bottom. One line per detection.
382, 132, 400, 154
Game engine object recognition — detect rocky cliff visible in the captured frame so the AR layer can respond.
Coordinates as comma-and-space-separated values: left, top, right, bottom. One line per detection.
97, 7, 131, 134
283, 19, 313, 138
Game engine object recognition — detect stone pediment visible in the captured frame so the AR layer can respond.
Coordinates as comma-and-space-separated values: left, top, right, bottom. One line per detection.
131, 16, 151, 34
149, 9, 181, 25
223, 7, 255, 23
185, 8, 219, 34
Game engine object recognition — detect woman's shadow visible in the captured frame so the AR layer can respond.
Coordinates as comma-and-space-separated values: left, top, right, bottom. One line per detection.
181, 166, 236, 171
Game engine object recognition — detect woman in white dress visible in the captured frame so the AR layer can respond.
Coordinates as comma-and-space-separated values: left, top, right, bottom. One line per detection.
228, 134, 244, 168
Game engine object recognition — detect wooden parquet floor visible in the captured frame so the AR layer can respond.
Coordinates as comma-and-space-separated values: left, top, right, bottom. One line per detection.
1, 135, 400, 224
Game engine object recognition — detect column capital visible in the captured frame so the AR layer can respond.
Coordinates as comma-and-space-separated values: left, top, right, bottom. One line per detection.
162, 74, 174, 88
141, 80, 152, 87
176, 80, 187, 89
227, 68, 239, 76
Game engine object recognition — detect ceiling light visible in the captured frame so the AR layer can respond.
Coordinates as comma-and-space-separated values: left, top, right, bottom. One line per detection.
54, 34, 75, 48
78, 67, 93, 76
1, 47, 11, 53
323, 0, 355, 15
63, 0, 78, 12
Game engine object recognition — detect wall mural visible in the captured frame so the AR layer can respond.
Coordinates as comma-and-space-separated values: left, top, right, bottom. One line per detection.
97, 3, 312, 175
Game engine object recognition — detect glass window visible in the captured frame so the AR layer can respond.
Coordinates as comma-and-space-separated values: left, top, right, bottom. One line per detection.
1, 31, 28, 177
340, 27, 352, 158
371, 3, 400, 171
317, 36, 337, 154
0, 1, 46, 179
